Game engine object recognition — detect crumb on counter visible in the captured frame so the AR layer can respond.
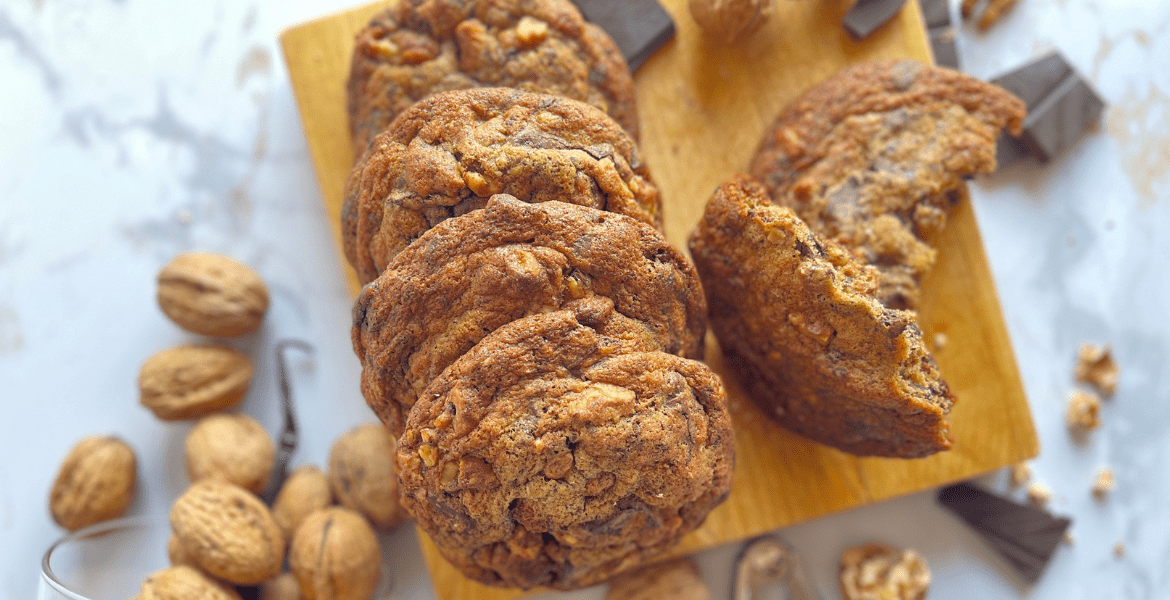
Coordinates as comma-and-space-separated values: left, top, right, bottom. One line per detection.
1062, 531, 1075, 545
1066, 389, 1102, 431
1076, 343, 1119, 396
1027, 482, 1052, 506
1092, 468, 1115, 500
1114, 541, 1126, 558
839, 543, 931, 600
1010, 462, 1032, 487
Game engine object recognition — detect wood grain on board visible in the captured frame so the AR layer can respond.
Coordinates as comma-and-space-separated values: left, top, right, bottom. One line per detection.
280, 1, 1039, 598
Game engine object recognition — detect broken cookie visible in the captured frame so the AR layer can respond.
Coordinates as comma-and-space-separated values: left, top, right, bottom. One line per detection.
688, 174, 954, 458
749, 60, 1024, 309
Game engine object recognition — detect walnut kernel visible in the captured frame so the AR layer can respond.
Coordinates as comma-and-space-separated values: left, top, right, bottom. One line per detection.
839, 544, 930, 600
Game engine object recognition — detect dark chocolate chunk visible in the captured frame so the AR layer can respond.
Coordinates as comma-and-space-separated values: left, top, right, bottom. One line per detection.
572, 0, 676, 71
938, 483, 1071, 584
843, 0, 909, 40
990, 51, 1105, 166
1019, 75, 1105, 162
929, 26, 960, 68
919, 0, 952, 29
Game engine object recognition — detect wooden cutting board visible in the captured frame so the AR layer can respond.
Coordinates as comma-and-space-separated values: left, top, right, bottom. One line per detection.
281, 1, 1039, 598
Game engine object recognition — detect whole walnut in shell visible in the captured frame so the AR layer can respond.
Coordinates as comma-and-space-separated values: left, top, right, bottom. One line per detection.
259, 572, 304, 600
138, 344, 254, 420
289, 507, 382, 600
157, 253, 269, 337
170, 479, 286, 585
329, 423, 406, 530
272, 464, 334, 539
690, 0, 773, 43
134, 565, 243, 600
49, 435, 137, 531
185, 413, 275, 495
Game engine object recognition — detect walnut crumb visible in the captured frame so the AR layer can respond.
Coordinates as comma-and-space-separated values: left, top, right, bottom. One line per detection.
1026, 482, 1052, 506
1066, 389, 1102, 431
1092, 468, 1115, 500
839, 544, 930, 600
1113, 541, 1126, 558
1062, 531, 1075, 545
1010, 462, 1031, 487
1076, 344, 1119, 396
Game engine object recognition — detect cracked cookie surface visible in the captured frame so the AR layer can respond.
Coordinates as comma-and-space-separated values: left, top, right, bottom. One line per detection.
750, 60, 1024, 309
347, 0, 637, 159
342, 88, 659, 284
688, 175, 954, 458
396, 298, 734, 590
353, 195, 707, 436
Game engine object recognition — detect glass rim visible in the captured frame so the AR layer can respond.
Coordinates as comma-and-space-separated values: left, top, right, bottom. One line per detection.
41, 514, 170, 600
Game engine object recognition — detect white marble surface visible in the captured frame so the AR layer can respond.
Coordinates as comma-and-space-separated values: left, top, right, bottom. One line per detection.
2, 0, 1167, 599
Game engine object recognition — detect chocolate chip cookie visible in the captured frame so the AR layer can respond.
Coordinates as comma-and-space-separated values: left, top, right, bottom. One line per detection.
347, 0, 638, 159
688, 174, 954, 458
750, 60, 1025, 309
396, 298, 734, 590
353, 194, 707, 436
342, 88, 660, 284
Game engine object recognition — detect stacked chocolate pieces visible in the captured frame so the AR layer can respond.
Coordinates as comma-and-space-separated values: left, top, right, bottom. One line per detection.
342, 0, 732, 591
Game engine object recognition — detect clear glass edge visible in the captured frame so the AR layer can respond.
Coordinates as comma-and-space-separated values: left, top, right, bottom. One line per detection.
40, 514, 170, 600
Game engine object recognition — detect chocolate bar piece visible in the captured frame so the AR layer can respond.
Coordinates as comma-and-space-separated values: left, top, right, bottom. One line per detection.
572, 0, 675, 72
929, 26, 959, 68
843, 0, 909, 40
991, 51, 1105, 166
938, 483, 1071, 583
919, 0, 952, 29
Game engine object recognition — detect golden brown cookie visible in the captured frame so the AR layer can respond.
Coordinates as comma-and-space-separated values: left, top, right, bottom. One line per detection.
750, 60, 1025, 309
353, 194, 707, 436
346, 0, 638, 159
688, 175, 954, 458
342, 88, 660, 284
396, 298, 734, 590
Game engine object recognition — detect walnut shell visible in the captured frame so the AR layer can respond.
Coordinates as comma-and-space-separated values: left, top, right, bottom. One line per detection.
49, 435, 137, 531
170, 479, 285, 585
166, 533, 198, 568
328, 424, 406, 530
135, 565, 243, 600
605, 558, 710, 600
185, 413, 275, 494
139, 345, 254, 420
689, 0, 772, 43
157, 253, 270, 337
259, 572, 303, 600
289, 507, 381, 600
272, 465, 334, 539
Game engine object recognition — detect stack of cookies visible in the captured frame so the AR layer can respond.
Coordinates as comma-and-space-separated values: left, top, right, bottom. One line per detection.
341, 0, 734, 591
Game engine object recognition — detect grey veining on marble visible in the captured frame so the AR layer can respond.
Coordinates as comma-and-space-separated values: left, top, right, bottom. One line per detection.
1, 0, 1167, 599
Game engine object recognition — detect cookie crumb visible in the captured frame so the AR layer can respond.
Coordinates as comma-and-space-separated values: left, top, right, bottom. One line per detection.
1066, 389, 1101, 431
1062, 531, 1074, 545
1113, 541, 1126, 558
1010, 462, 1032, 487
1075, 344, 1119, 396
839, 544, 931, 600
961, 0, 1022, 30
933, 332, 948, 351
1027, 482, 1052, 506
1091, 468, 1115, 500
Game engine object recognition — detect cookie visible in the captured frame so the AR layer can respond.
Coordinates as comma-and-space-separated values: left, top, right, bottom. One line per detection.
688, 175, 954, 458
396, 298, 734, 590
353, 194, 707, 436
749, 60, 1025, 309
346, 0, 638, 159
342, 88, 660, 284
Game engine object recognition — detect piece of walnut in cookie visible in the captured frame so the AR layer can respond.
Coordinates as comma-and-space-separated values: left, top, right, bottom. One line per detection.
750, 60, 1025, 309
396, 299, 734, 590
688, 174, 954, 458
346, 0, 638, 159
352, 195, 707, 436
342, 88, 660, 284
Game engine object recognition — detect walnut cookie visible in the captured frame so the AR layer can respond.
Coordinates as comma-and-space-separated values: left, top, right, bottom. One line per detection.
353, 194, 707, 437
342, 88, 660, 285
688, 175, 954, 458
750, 60, 1025, 309
396, 298, 734, 590
346, 0, 638, 159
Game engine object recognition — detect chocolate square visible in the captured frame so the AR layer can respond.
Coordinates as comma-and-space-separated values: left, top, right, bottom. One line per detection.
572, 0, 676, 72
843, 0, 909, 40
991, 51, 1074, 111
929, 26, 959, 68
939, 483, 1071, 584
919, 0, 952, 29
